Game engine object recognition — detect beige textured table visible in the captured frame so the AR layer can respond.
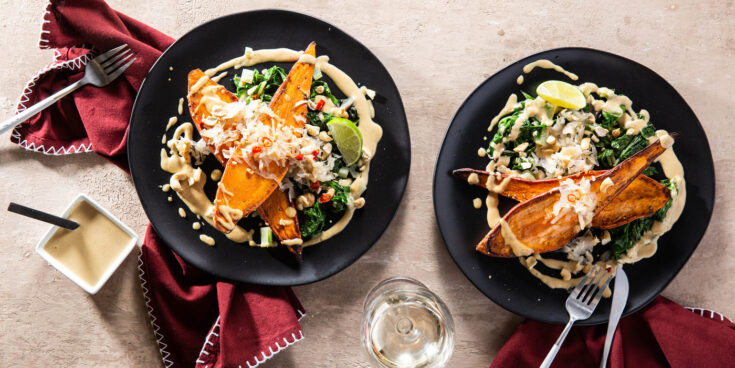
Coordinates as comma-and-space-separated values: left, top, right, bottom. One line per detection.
1, 1, 733, 366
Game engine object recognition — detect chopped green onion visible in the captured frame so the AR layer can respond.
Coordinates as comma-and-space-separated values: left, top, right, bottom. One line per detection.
258, 227, 275, 247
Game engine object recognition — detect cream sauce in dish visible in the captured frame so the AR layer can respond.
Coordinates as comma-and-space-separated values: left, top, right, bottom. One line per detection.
43, 201, 132, 288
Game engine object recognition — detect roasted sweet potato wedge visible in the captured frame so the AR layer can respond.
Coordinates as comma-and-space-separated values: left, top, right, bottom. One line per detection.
477, 135, 675, 257
452, 169, 606, 201
591, 175, 670, 229
187, 69, 239, 163
213, 43, 315, 234
187, 67, 304, 258
452, 169, 671, 230
258, 189, 303, 260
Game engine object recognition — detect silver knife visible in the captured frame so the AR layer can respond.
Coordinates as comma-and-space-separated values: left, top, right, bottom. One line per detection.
600, 266, 629, 368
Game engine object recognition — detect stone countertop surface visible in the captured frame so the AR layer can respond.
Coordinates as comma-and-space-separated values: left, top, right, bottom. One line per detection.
1, 0, 733, 366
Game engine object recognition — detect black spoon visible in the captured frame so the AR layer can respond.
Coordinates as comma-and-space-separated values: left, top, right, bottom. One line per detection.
7, 202, 79, 230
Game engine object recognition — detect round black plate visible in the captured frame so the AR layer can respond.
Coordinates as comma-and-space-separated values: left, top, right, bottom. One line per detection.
433, 48, 714, 325
128, 10, 410, 285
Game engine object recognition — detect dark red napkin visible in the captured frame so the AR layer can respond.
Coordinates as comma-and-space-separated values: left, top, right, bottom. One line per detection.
11, 0, 171, 170
140, 229, 305, 367
491, 296, 735, 368
13, 1, 306, 367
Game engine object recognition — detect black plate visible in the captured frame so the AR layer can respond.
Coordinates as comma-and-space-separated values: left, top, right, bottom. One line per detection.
433, 48, 714, 325
128, 10, 410, 285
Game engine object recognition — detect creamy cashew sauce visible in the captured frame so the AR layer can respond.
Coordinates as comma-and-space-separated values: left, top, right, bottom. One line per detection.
522, 59, 579, 81
161, 123, 255, 245
42, 201, 133, 287
164, 47, 382, 247
482, 61, 686, 292
210, 169, 222, 182
165, 116, 178, 131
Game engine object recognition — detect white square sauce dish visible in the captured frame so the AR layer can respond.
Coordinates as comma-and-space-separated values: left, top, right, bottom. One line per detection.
35, 194, 138, 294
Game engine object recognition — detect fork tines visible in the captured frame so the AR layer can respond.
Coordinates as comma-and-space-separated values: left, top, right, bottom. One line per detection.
91, 44, 136, 83
573, 265, 614, 306
95, 44, 129, 63
101, 48, 133, 70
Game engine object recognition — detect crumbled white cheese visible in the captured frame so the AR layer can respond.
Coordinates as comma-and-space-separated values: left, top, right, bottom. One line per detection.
191, 139, 211, 165
195, 97, 338, 186
552, 177, 597, 229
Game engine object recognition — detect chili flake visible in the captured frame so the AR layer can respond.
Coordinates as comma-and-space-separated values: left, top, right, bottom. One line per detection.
319, 193, 333, 203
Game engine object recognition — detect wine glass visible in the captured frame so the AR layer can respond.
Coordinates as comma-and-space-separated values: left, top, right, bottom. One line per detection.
361, 277, 455, 367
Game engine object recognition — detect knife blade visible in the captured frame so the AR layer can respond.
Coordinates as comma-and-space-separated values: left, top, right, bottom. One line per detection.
600, 266, 628, 368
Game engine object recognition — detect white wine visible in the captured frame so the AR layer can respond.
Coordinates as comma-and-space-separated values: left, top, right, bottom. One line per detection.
362, 278, 454, 368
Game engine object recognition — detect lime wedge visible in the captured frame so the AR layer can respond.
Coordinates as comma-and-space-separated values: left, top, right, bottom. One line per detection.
536, 80, 586, 109
327, 118, 363, 165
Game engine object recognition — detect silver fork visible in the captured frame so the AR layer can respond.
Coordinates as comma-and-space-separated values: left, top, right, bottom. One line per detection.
540, 266, 614, 368
0, 44, 136, 135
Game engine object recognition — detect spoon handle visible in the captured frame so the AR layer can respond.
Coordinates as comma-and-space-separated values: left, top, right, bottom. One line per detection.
7, 202, 79, 230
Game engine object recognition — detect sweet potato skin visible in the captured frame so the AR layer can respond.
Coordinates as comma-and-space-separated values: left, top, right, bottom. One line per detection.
213, 43, 315, 233
452, 169, 671, 230
477, 137, 673, 257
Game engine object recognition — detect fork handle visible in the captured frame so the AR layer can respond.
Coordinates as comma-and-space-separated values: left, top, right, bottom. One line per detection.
0, 79, 85, 136
540, 318, 576, 368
